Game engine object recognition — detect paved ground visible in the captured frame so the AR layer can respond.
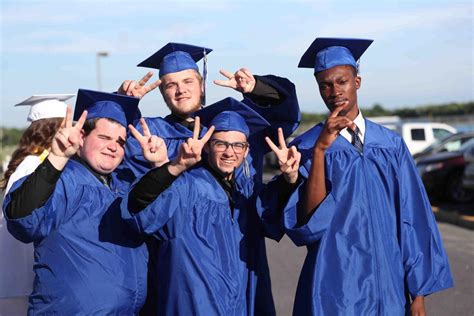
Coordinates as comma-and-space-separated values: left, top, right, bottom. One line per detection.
266, 222, 474, 316
2, 223, 471, 316
1, 172, 472, 315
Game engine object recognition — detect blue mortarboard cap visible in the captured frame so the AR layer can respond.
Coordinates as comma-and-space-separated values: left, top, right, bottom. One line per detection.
137, 42, 212, 77
74, 89, 140, 128
193, 97, 270, 138
298, 37, 373, 72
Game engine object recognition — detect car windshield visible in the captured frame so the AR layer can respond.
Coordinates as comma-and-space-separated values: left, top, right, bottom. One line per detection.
420, 133, 454, 154
460, 138, 474, 152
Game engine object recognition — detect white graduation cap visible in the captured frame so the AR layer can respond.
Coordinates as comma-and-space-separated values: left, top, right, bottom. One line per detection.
14, 94, 75, 122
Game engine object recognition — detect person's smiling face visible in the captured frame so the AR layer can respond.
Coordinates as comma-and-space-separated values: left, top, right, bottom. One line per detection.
206, 131, 249, 180
160, 69, 203, 118
79, 118, 126, 174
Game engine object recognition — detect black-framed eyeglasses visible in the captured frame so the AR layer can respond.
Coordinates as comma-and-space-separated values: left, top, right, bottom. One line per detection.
210, 139, 248, 154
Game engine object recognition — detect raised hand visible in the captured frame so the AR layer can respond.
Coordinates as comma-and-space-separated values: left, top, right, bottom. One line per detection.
129, 118, 169, 168
169, 116, 215, 176
316, 107, 356, 151
48, 107, 87, 170
117, 71, 161, 99
265, 128, 301, 184
213, 68, 256, 94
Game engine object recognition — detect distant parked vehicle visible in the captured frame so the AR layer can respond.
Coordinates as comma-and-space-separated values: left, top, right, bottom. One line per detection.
413, 132, 474, 161
462, 162, 474, 191
368, 116, 457, 155
416, 138, 474, 203
462, 140, 474, 191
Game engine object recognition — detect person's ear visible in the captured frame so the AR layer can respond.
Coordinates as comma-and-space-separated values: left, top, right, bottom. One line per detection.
243, 145, 249, 158
79, 129, 86, 147
355, 76, 361, 90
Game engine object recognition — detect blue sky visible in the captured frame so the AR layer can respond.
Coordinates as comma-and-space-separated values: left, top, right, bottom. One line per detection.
1, 0, 472, 127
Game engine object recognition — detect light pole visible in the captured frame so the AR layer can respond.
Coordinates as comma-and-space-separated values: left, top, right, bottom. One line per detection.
96, 51, 109, 91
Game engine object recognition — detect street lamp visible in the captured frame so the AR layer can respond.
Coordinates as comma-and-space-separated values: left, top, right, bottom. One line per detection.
96, 51, 109, 91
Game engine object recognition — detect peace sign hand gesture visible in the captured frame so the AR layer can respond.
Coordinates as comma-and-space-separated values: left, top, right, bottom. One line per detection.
129, 118, 169, 168
214, 68, 256, 94
168, 117, 215, 176
48, 107, 87, 170
117, 71, 161, 99
265, 128, 301, 184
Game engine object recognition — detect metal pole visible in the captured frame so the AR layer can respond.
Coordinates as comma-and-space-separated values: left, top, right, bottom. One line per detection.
96, 51, 109, 91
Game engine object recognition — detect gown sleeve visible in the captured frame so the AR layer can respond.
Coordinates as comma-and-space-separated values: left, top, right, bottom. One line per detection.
242, 75, 300, 140
3, 171, 77, 243
397, 140, 454, 297
121, 172, 190, 241
256, 175, 296, 241
281, 175, 336, 247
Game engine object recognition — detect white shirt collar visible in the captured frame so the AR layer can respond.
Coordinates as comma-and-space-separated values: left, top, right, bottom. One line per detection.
340, 111, 365, 144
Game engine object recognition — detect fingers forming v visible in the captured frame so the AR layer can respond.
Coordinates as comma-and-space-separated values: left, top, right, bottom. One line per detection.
277, 128, 287, 149
128, 124, 143, 143
64, 107, 73, 129
145, 79, 162, 93
74, 110, 88, 131
200, 126, 215, 144
219, 69, 234, 79
265, 136, 279, 153
138, 72, 153, 86
140, 118, 151, 137
193, 117, 200, 139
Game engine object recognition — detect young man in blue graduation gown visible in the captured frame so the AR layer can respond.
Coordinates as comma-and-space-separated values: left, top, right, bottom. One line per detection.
115, 43, 301, 314
3, 90, 148, 315
116, 42, 300, 184
262, 38, 453, 315
121, 97, 300, 316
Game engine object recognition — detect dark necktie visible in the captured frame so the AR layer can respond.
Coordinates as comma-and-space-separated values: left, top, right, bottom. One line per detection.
348, 126, 364, 153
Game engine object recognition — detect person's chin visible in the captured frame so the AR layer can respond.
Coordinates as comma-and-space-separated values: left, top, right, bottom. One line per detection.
217, 165, 234, 175
98, 162, 118, 174
174, 103, 199, 116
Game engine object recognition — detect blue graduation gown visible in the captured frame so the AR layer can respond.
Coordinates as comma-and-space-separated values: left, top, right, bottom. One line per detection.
3, 159, 148, 315
266, 120, 453, 315
122, 166, 268, 316
117, 75, 300, 182
116, 75, 300, 315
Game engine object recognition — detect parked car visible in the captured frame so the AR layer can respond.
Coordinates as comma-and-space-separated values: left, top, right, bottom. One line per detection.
413, 132, 474, 161
462, 141, 474, 191
416, 138, 474, 203
462, 161, 474, 191
368, 116, 457, 155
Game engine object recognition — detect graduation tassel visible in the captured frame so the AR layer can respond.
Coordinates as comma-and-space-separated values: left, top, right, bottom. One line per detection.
243, 157, 250, 179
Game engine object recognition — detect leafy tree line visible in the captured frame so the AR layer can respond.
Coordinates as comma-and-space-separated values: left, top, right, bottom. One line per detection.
1, 101, 473, 146
301, 101, 474, 123
1, 128, 24, 147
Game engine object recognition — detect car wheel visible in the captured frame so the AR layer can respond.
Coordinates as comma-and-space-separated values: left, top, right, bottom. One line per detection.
446, 170, 474, 203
